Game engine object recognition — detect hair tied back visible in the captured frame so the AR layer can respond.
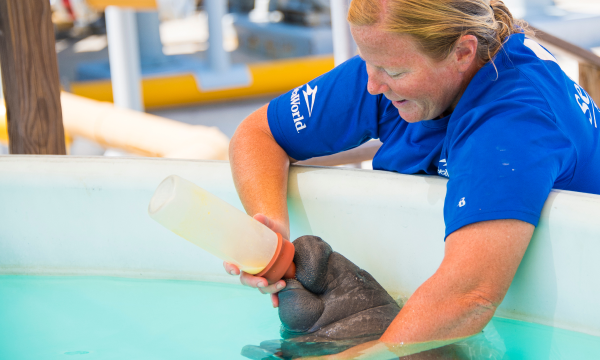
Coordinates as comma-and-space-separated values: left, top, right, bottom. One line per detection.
348, 0, 531, 64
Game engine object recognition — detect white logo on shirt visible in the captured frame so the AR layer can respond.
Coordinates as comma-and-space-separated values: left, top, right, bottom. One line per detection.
438, 159, 449, 178
458, 198, 466, 207
303, 84, 318, 117
525, 38, 599, 128
290, 87, 307, 132
574, 83, 598, 128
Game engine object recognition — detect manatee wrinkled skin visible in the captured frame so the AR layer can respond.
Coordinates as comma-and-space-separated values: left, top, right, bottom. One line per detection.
277, 235, 401, 342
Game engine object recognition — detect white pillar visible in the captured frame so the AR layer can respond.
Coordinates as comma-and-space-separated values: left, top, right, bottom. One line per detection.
136, 11, 168, 67
331, 0, 356, 66
105, 6, 144, 112
205, 0, 230, 73
249, 0, 270, 23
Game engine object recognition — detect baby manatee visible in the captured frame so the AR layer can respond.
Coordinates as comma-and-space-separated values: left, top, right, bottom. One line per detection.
277, 235, 400, 342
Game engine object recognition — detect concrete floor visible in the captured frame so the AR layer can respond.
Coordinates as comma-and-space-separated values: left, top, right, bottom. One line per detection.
148, 96, 271, 139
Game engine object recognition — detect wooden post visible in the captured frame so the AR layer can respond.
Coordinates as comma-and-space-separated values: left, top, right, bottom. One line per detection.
0, 0, 66, 154
579, 63, 600, 105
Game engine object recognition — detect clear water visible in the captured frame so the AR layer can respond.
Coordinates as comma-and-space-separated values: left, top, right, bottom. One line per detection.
1, 276, 599, 360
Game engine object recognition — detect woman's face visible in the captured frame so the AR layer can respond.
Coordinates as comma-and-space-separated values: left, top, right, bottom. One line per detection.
351, 25, 471, 123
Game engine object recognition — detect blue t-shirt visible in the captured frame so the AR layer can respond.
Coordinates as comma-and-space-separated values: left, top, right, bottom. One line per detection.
267, 33, 600, 238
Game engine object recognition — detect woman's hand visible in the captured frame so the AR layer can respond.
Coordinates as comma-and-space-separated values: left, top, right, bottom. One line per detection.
223, 213, 288, 307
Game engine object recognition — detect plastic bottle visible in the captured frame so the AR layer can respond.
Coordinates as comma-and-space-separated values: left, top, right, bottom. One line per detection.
148, 175, 295, 283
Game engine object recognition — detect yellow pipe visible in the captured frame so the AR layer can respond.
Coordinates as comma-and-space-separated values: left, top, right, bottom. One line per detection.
86, 0, 157, 10
71, 55, 335, 109
60, 92, 229, 159
0, 100, 7, 144
1, 94, 229, 160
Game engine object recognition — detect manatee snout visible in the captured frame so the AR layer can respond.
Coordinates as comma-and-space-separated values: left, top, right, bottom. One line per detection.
277, 235, 401, 341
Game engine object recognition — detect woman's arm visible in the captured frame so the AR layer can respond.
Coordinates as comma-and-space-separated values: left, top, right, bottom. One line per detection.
225, 104, 295, 299
308, 219, 534, 359
229, 104, 294, 239
381, 219, 534, 342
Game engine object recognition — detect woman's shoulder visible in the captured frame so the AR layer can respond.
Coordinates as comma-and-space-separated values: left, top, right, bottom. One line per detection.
455, 34, 581, 125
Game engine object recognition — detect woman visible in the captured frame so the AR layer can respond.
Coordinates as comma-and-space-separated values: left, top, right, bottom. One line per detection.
225, 0, 600, 357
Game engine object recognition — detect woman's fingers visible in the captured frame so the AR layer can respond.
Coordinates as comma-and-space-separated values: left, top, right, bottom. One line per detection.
224, 214, 288, 299
239, 271, 269, 288
253, 213, 273, 229
240, 272, 286, 293
253, 213, 288, 239
223, 261, 240, 276
225, 262, 286, 299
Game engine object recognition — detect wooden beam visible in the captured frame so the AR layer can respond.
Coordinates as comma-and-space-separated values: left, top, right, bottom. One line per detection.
530, 26, 600, 104
86, 0, 158, 10
530, 26, 600, 68
579, 63, 600, 105
0, 0, 66, 154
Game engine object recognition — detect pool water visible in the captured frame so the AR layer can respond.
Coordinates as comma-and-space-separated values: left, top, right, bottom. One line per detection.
0, 276, 280, 359
1, 276, 599, 359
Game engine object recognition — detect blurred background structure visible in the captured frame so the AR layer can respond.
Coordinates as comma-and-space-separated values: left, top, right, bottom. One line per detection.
1, 0, 600, 167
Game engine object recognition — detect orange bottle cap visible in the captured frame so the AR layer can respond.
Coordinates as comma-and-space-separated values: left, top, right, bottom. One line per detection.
255, 233, 296, 284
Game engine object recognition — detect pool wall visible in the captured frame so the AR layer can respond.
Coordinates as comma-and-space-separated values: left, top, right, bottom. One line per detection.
0, 156, 598, 337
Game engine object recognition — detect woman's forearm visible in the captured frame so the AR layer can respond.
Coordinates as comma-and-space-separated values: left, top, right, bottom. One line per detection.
229, 104, 292, 239
380, 219, 533, 344
320, 220, 533, 360
380, 270, 497, 344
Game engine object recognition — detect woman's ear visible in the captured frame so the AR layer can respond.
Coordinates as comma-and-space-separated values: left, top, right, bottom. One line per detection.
453, 35, 479, 72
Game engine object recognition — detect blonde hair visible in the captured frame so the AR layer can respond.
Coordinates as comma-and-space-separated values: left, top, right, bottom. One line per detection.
348, 0, 530, 63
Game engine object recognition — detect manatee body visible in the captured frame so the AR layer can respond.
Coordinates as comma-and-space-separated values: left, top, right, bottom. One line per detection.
277, 235, 401, 342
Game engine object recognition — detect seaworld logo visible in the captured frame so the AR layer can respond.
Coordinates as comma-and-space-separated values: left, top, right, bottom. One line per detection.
290, 87, 306, 132
438, 159, 449, 178
303, 84, 318, 117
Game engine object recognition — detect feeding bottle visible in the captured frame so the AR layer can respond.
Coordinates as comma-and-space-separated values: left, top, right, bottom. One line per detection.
148, 175, 295, 284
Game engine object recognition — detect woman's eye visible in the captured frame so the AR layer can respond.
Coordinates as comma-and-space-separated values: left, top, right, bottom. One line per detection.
385, 70, 403, 78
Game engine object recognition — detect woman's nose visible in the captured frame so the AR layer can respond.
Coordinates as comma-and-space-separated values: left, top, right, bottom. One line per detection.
366, 66, 389, 95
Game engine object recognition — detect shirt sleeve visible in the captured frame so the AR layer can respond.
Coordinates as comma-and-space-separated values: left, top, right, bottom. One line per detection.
267, 56, 398, 161
443, 100, 577, 238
